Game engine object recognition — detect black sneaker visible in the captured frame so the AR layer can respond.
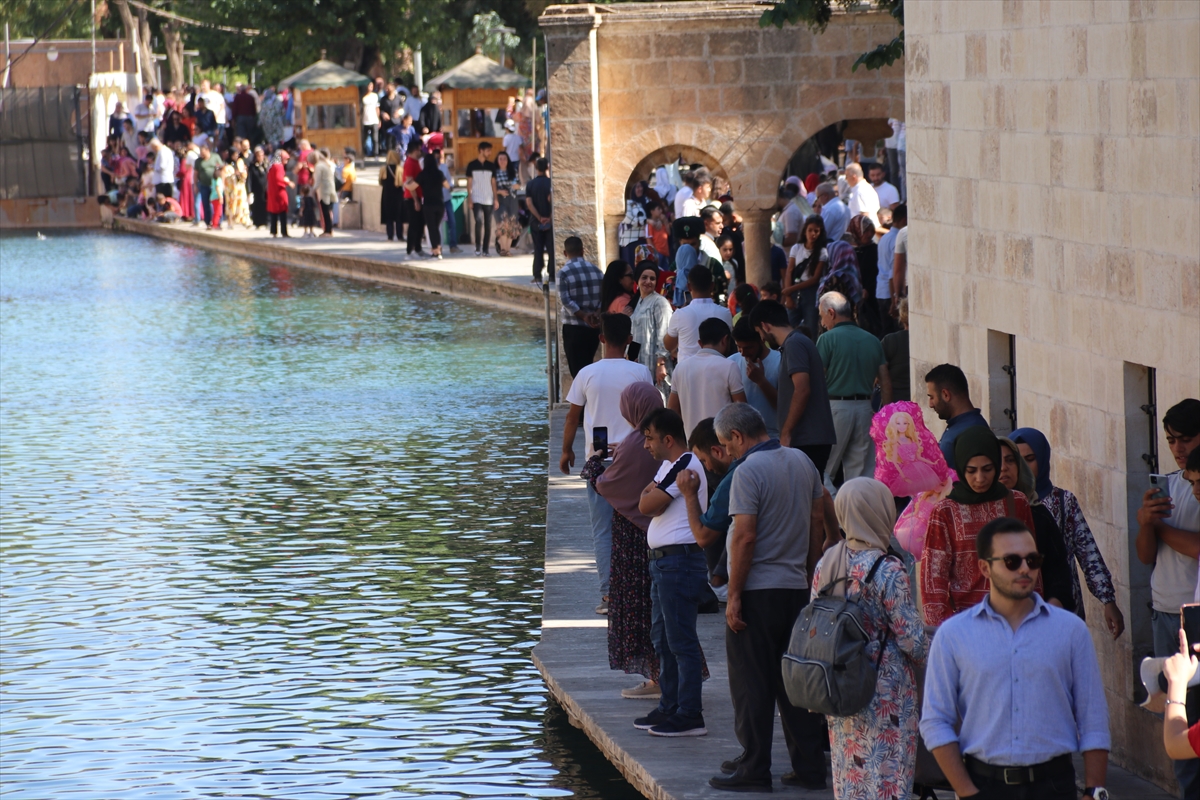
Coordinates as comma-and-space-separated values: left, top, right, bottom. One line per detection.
780, 771, 825, 790
648, 713, 707, 737
708, 770, 772, 792
633, 708, 672, 731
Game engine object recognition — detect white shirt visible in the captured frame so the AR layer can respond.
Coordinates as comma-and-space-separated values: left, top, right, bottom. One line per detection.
665, 298, 733, 363
787, 243, 828, 282
673, 185, 694, 220
895, 226, 908, 255
873, 180, 900, 208
848, 180, 880, 228
133, 101, 156, 133
151, 146, 175, 186
699, 233, 722, 264
502, 132, 523, 165
670, 348, 745, 438
646, 453, 708, 549
205, 90, 226, 124
564, 358, 654, 459
1153, 471, 1200, 613
361, 93, 379, 126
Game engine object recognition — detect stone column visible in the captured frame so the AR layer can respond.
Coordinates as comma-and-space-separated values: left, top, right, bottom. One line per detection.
742, 208, 774, 288
541, 6, 606, 268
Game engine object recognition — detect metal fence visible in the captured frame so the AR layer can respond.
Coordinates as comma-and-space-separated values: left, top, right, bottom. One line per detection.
0, 87, 88, 200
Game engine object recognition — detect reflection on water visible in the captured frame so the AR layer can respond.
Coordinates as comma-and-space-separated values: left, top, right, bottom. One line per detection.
0, 231, 640, 800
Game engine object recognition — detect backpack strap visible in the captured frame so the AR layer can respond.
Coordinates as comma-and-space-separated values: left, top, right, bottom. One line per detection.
862, 553, 894, 670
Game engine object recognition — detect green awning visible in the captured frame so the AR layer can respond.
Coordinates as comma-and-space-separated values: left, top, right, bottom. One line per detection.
278, 60, 371, 91
424, 53, 531, 92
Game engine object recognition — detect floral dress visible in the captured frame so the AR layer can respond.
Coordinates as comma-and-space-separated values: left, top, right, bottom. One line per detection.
812, 549, 929, 800
1043, 487, 1117, 618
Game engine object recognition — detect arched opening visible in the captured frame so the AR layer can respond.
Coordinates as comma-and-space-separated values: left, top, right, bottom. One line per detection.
622, 144, 731, 208
779, 118, 904, 208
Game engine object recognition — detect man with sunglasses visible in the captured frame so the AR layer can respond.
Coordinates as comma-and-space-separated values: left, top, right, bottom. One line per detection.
921, 517, 1111, 800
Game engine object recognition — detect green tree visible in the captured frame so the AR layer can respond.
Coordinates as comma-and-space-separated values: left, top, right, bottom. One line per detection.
760, 0, 903, 72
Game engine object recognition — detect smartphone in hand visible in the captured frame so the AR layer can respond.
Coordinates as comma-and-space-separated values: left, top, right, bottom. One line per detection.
592, 426, 609, 460
1149, 473, 1171, 501
627, 341, 642, 363
1183, 603, 1200, 651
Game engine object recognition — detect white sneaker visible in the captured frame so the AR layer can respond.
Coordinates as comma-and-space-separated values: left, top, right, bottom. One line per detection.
621, 680, 661, 700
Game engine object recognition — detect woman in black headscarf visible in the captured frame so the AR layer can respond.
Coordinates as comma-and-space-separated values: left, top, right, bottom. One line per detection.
247, 147, 269, 228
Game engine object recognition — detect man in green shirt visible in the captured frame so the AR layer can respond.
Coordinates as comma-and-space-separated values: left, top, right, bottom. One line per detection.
815, 291, 891, 492
194, 144, 224, 227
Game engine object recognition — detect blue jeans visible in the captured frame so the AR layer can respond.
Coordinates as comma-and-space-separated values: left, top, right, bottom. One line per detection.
585, 483, 613, 598
444, 202, 457, 249
1153, 609, 1200, 798
649, 551, 709, 719
198, 185, 213, 226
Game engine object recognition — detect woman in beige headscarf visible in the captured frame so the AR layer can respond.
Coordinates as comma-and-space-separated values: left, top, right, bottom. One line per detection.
810, 477, 929, 800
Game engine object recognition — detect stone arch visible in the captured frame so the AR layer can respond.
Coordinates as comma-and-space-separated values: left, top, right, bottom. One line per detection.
621, 145, 730, 205
757, 95, 906, 196
602, 124, 738, 218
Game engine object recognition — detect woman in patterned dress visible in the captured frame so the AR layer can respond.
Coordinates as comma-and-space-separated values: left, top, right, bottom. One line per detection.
812, 478, 929, 800
1012, 426, 1125, 637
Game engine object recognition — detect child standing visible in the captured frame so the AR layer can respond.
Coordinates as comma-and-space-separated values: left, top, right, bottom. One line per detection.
299, 184, 317, 237
209, 165, 225, 229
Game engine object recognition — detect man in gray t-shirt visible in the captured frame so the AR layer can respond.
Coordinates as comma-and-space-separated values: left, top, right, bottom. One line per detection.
708, 403, 827, 792
748, 300, 836, 473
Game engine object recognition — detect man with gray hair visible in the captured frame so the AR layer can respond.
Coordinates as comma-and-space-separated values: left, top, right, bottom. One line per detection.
708, 403, 828, 792
844, 162, 881, 229
816, 291, 890, 492
813, 182, 850, 241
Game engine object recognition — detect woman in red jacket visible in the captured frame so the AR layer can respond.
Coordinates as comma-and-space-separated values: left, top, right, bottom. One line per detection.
266, 149, 293, 238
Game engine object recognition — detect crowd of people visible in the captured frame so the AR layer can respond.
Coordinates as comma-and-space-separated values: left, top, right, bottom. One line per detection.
551, 166, 1200, 797
98, 78, 545, 259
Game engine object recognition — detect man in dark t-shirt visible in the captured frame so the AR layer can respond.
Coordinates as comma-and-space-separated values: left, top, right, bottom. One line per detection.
525, 157, 554, 283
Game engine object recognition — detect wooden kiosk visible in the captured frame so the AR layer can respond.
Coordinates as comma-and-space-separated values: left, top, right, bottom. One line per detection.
424, 51, 531, 173
280, 60, 371, 154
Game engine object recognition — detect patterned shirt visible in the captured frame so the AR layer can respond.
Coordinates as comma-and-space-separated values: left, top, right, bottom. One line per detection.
1043, 487, 1117, 615
558, 257, 603, 326
920, 492, 1036, 626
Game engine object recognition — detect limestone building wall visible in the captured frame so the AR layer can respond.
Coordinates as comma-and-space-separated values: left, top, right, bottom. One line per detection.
541, 2, 904, 281
906, 0, 1199, 786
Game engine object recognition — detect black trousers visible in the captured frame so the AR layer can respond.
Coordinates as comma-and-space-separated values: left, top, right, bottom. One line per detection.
964, 763, 1076, 799
562, 324, 600, 378
385, 220, 398, 241
531, 224, 554, 281
269, 212, 288, 237
320, 201, 333, 234
404, 197, 424, 254
422, 203, 443, 250
726, 588, 826, 782
795, 443, 832, 474
472, 202, 492, 254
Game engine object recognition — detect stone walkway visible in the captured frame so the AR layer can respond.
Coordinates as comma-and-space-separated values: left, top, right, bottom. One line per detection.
533, 407, 1175, 800
111, 217, 547, 317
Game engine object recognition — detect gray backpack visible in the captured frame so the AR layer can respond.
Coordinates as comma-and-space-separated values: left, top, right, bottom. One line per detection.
782, 553, 891, 717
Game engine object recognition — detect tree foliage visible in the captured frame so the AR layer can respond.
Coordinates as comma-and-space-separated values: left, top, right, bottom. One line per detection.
760, 0, 903, 72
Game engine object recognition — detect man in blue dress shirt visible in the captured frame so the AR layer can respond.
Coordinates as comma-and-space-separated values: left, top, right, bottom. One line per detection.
922, 517, 1111, 800
925, 363, 991, 467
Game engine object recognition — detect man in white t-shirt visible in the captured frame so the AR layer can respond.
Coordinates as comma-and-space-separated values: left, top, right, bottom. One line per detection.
681, 169, 713, 217
698, 206, 723, 264
1136, 398, 1200, 795
204, 82, 227, 145
673, 175, 695, 220
669, 318, 746, 439
890, 223, 909, 315
502, 119, 524, 166
560, 313, 654, 612
361, 91, 380, 156
635, 406, 709, 737
132, 92, 156, 134
867, 163, 900, 209
844, 163, 880, 229
663, 266, 733, 363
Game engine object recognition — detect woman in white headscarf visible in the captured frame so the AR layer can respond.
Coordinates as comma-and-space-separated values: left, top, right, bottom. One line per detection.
811, 478, 929, 800
653, 166, 676, 205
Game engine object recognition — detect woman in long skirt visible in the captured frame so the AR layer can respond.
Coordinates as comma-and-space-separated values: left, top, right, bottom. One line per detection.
247, 147, 269, 228
176, 145, 195, 222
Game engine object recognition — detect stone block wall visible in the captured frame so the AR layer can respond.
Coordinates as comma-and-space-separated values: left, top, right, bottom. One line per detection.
906, 0, 1199, 787
541, 2, 903, 281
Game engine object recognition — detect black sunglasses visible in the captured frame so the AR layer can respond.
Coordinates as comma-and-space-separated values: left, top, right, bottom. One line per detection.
985, 553, 1044, 571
